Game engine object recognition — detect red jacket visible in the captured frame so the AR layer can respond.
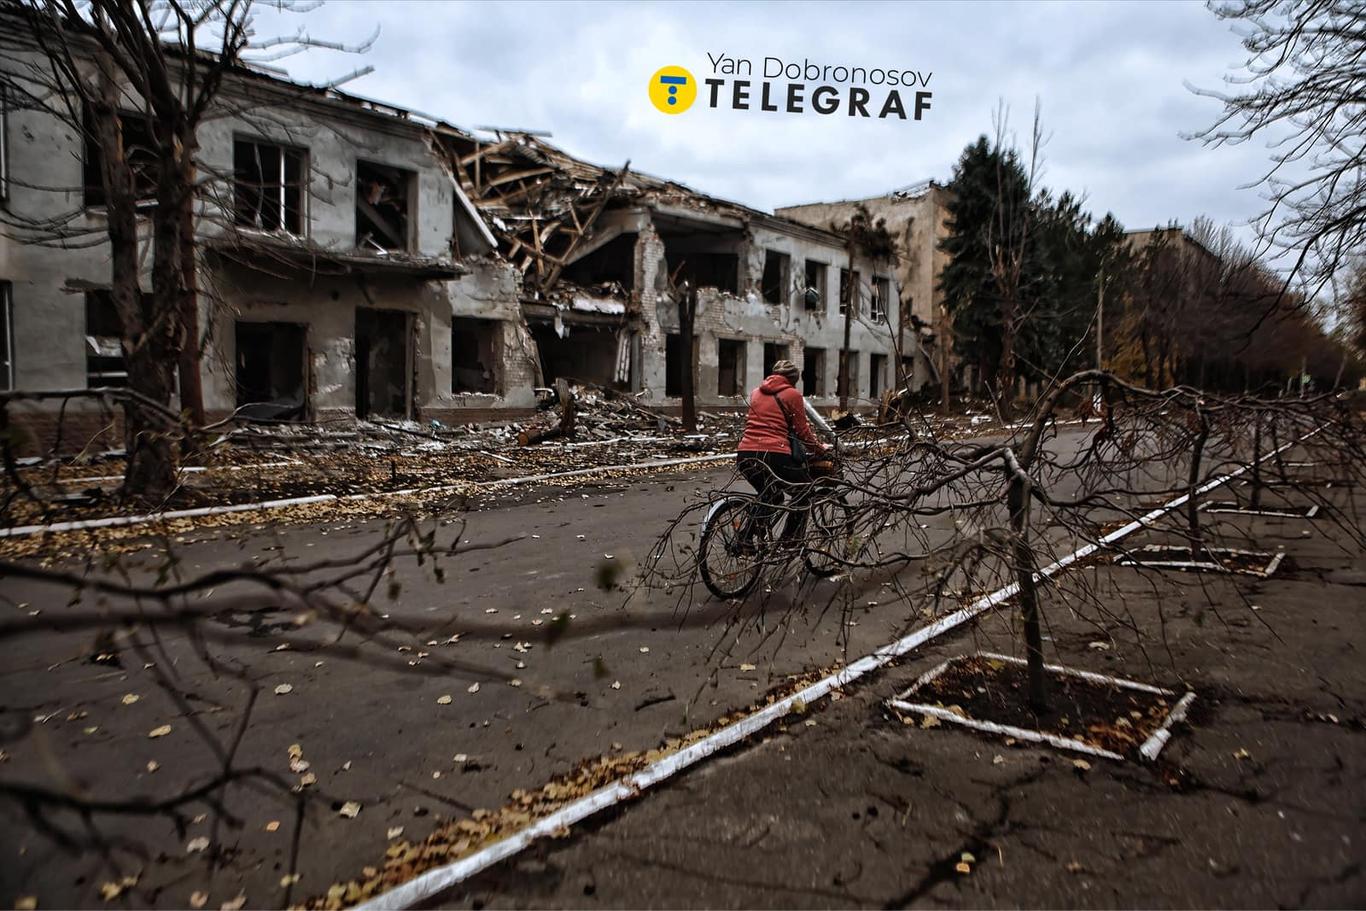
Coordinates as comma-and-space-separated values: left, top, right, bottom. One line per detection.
738, 374, 826, 456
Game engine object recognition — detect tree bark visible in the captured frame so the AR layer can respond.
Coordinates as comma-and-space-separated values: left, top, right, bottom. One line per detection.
1007, 465, 1046, 712
176, 146, 205, 428
1186, 404, 1210, 560
678, 287, 698, 433
91, 61, 177, 500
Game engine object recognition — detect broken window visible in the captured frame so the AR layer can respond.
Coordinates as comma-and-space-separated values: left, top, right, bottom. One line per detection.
234, 138, 305, 234
761, 250, 790, 305
452, 317, 499, 394
0, 282, 11, 391
839, 268, 861, 317
85, 290, 129, 388
802, 347, 826, 397
665, 332, 699, 397
660, 233, 740, 294
356, 160, 414, 253
355, 307, 411, 418
763, 342, 790, 378
561, 233, 637, 292
837, 349, 860, 399
235, 321, 306, 419
531, 323, 620, 388
717, 338, 745, 396
870, 353, 887, 400
83, 106, 158, 208
871, 276, 891, 322
804, 259, 827, 309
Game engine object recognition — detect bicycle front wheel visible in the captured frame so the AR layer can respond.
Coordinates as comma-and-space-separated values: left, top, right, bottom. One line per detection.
804, 492, 857, 578
699, 498, 764, 600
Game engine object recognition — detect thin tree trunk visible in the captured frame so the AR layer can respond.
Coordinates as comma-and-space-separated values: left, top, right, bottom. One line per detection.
176, 147, 205, 428
1249, 414, 1263, 511
1186, 405, 1210, 560
1007, 467, 1046, 712
678, 287, 697, 433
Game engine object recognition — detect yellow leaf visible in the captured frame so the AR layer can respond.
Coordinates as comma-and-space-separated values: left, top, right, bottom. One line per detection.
147, 724, 172, 738
189, 892, 208, 909
339, 801, 361, 818
436, 695, 453, 705
120, 694, 139, 706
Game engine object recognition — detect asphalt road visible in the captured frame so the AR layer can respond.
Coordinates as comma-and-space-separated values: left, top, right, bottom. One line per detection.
0, 424, 1207, 908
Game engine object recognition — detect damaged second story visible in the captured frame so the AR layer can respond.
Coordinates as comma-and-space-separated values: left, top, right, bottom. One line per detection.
433, 133, 910, 410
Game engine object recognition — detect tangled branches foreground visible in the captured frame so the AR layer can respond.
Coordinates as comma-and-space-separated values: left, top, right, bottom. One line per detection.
644, 370, 1366, 710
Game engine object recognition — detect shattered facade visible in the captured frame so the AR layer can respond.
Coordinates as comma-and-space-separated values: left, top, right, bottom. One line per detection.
435, 133, 908, 410
2, 28, 911, 454
777, 181, 955, 393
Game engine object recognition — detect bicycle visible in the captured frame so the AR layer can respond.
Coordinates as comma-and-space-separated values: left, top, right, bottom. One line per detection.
697, 459, 859, 600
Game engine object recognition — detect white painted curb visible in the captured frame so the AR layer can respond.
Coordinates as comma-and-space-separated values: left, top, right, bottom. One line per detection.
0, 453, 736, 540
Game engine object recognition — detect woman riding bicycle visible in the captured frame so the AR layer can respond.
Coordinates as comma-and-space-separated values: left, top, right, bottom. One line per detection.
736, 359, 829, 545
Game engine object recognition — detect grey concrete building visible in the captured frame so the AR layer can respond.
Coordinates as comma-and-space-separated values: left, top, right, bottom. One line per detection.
436, 134, 907, 412
778, 180, 955, 394
0, 29, 536, 452
1, 24, 908, 455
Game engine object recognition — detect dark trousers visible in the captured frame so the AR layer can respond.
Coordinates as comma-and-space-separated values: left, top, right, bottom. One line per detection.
737, 450, 813, 543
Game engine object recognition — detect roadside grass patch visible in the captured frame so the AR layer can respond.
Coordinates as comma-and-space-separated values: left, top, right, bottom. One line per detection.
888, 653, 1195, 762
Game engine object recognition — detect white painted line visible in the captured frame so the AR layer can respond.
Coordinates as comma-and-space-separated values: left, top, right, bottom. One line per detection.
887, 699, 1126, 761
0, 453, 736, 540
1204, 503, 1320, 519
892, 651, 1174, 703
1139, 691, 1197, 761
355, 428, 1318, 910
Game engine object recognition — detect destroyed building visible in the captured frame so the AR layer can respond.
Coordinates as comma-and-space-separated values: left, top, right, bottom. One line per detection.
777, 180, 955, 394
431, 131, 908, 409
1, 23, 908, 453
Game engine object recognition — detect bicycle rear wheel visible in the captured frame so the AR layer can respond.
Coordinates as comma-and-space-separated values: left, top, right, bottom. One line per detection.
804, 492, 857, 578
699, 498, 764, 599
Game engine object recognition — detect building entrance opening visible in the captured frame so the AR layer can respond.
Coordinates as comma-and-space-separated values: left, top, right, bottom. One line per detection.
355, 307, 411, 419
236, 321, 306, 420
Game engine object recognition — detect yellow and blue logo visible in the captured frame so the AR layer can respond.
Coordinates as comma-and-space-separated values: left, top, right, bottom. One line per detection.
648, 65, 696, 114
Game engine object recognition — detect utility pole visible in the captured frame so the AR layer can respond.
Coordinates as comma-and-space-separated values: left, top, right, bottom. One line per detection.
1095, 267, 1105, 370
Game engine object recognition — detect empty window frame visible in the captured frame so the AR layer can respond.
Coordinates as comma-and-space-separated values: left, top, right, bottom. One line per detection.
802, 346, 826, 397
869, 353, 887, 399
871, 276, 891, 322
452, 317, 499, 394
234, 138, 305, 234
762, 341, 790, 378
761, 250, 790, 305
85, 290, 129, 387
356, 160, 415, 253
83, 107, 158, 208
803, 259, 827, 309
717, 338, 745, 396
0, 282, 11, 390
839, 268, 861, 316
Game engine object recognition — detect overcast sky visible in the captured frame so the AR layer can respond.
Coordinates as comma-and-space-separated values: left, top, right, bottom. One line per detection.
249, 0, 1271, 236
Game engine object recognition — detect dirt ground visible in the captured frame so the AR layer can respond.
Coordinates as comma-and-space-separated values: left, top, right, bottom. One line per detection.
445, 486, 1366, 909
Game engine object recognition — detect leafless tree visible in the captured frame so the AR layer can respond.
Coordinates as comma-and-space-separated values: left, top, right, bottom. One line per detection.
1189, 0, 1366, 312
0, 0, 373, 499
